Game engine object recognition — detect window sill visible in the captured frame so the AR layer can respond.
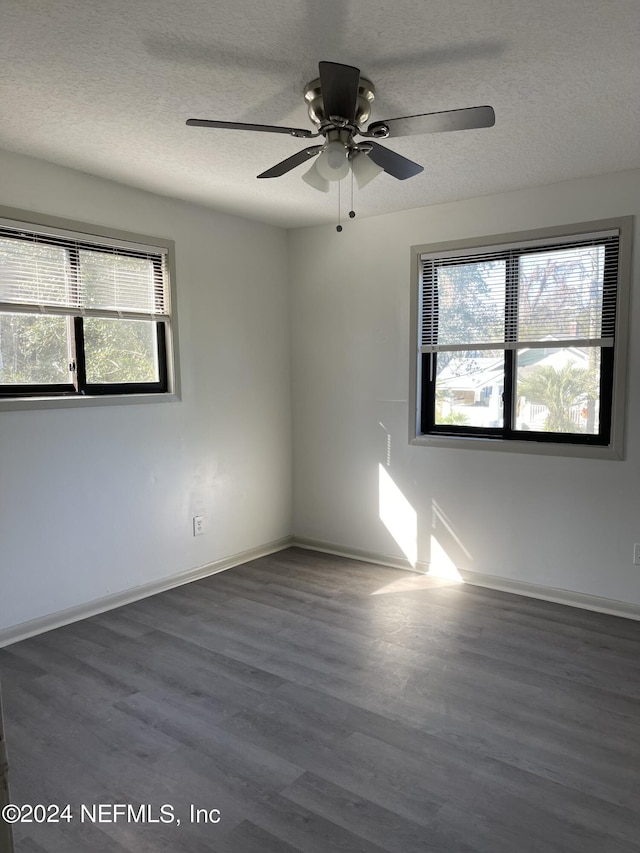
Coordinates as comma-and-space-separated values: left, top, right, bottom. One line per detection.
0, 392, 180, 412
409, 432, 623, 460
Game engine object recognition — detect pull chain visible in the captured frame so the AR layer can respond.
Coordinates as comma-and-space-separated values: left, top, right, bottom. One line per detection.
336, 180, 342, 232
349, 166, 356, 220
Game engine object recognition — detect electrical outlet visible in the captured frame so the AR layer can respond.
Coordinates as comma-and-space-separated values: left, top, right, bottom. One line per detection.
634, 544, 640, 566
193, 516, 205, 536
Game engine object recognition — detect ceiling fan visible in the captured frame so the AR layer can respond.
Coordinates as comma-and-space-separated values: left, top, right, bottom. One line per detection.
187, 60, 495, 194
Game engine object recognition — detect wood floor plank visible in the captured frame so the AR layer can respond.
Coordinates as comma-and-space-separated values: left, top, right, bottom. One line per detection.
211, 819, 304, 853
1, 547, 639, 852
115, 691, 305, 790
216, 701, 446, 827
346, 730, 640, 853
211, 616, 640, 758
269, 677, 639, 807
88, 610, 157, 640
282, 772, 482, 853
150, 744, 391, 853
12, 840, 49, 853
434, 580, 640, 642
105, 628, 286, 693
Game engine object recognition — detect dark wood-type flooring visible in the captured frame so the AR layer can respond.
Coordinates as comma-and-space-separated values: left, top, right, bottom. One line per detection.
1, 547, 640, 852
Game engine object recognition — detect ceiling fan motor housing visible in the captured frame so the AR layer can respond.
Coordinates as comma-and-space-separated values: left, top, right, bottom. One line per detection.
304, 76, 376, 130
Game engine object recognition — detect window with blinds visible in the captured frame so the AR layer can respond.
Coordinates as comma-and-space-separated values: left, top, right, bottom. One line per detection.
412, 218, 632, 453
0, 214, 174, 399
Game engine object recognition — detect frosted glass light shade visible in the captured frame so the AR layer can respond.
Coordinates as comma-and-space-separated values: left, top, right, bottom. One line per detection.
351, 151, 384, 189
301, 162, 330, 192
316, 142, 349, 181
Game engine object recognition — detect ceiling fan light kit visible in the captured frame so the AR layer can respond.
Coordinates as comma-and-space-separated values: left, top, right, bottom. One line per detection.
187, 61, 495, 231
315, 135, 350, 181
351, 150, 384, 189
301, 162, 330, 193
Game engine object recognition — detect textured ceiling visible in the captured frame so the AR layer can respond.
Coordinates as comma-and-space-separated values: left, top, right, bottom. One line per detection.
1, 0, 639, 228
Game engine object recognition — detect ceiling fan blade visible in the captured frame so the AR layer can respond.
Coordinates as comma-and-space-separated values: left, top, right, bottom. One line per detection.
257, 145, 323, 178
366, 142, 424, 180
318, 61, 360, 124
186, 119, 316, 139
367, 105, 495, 138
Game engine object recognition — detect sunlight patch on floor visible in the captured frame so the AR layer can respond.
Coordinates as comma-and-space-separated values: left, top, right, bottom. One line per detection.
370, 572, 460, 596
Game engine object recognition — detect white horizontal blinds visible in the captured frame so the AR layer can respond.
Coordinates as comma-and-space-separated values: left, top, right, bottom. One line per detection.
516, 239, 616, 345
77, 250, 165, 316
0, 224, 169, 321
421, 231, 619, 354
421, 257, 506, 349
0, 235, 73, 308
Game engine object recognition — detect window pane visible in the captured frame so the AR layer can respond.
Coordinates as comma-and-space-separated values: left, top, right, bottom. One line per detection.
518, 246, 605, 341
79, 251, 157, 313
433, 260, 505, 346
0, 313, 71, 384
435, 350, 504, 428
516, 347, 601, 434
84, 318, 159, 384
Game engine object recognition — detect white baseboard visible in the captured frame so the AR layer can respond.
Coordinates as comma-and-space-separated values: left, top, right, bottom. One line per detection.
3, 533, 638, 647
292, 536, 430, 574
456, 570, 640, 621
0, 536, 293, 648
292, 536, 640, 622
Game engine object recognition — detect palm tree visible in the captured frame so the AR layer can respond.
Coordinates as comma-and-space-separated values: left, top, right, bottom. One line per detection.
518, 360, 597, 433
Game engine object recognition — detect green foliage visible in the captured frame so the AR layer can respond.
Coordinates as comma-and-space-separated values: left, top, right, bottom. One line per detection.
0, 314, 69, 384
518, 361, 597, 433
0, 314, 158, 385
437, 409, 470, 425
84, 318, 157, 383
435, 388, 470, 424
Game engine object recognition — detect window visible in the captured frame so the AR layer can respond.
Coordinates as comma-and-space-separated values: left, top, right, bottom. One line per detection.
0, 209, 177, 405
410, 218, 632, 458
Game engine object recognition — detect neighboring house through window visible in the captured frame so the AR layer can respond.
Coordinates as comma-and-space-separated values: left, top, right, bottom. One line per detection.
410, 218, 633, 458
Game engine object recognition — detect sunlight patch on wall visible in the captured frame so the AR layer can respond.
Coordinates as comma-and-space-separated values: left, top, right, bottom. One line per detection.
378, 422, 392, 467
428, 501, 467, 581
429, 535, 463, 582
378, 463, 417, 568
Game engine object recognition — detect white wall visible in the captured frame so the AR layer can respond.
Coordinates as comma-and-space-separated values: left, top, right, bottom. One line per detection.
2, 153, 639, 633
289, 170, 640, 607
0, 148, 292, 632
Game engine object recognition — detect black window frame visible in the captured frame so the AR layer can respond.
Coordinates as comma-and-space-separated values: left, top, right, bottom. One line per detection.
410, 218, 633, 458
0, 216, 173, 401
